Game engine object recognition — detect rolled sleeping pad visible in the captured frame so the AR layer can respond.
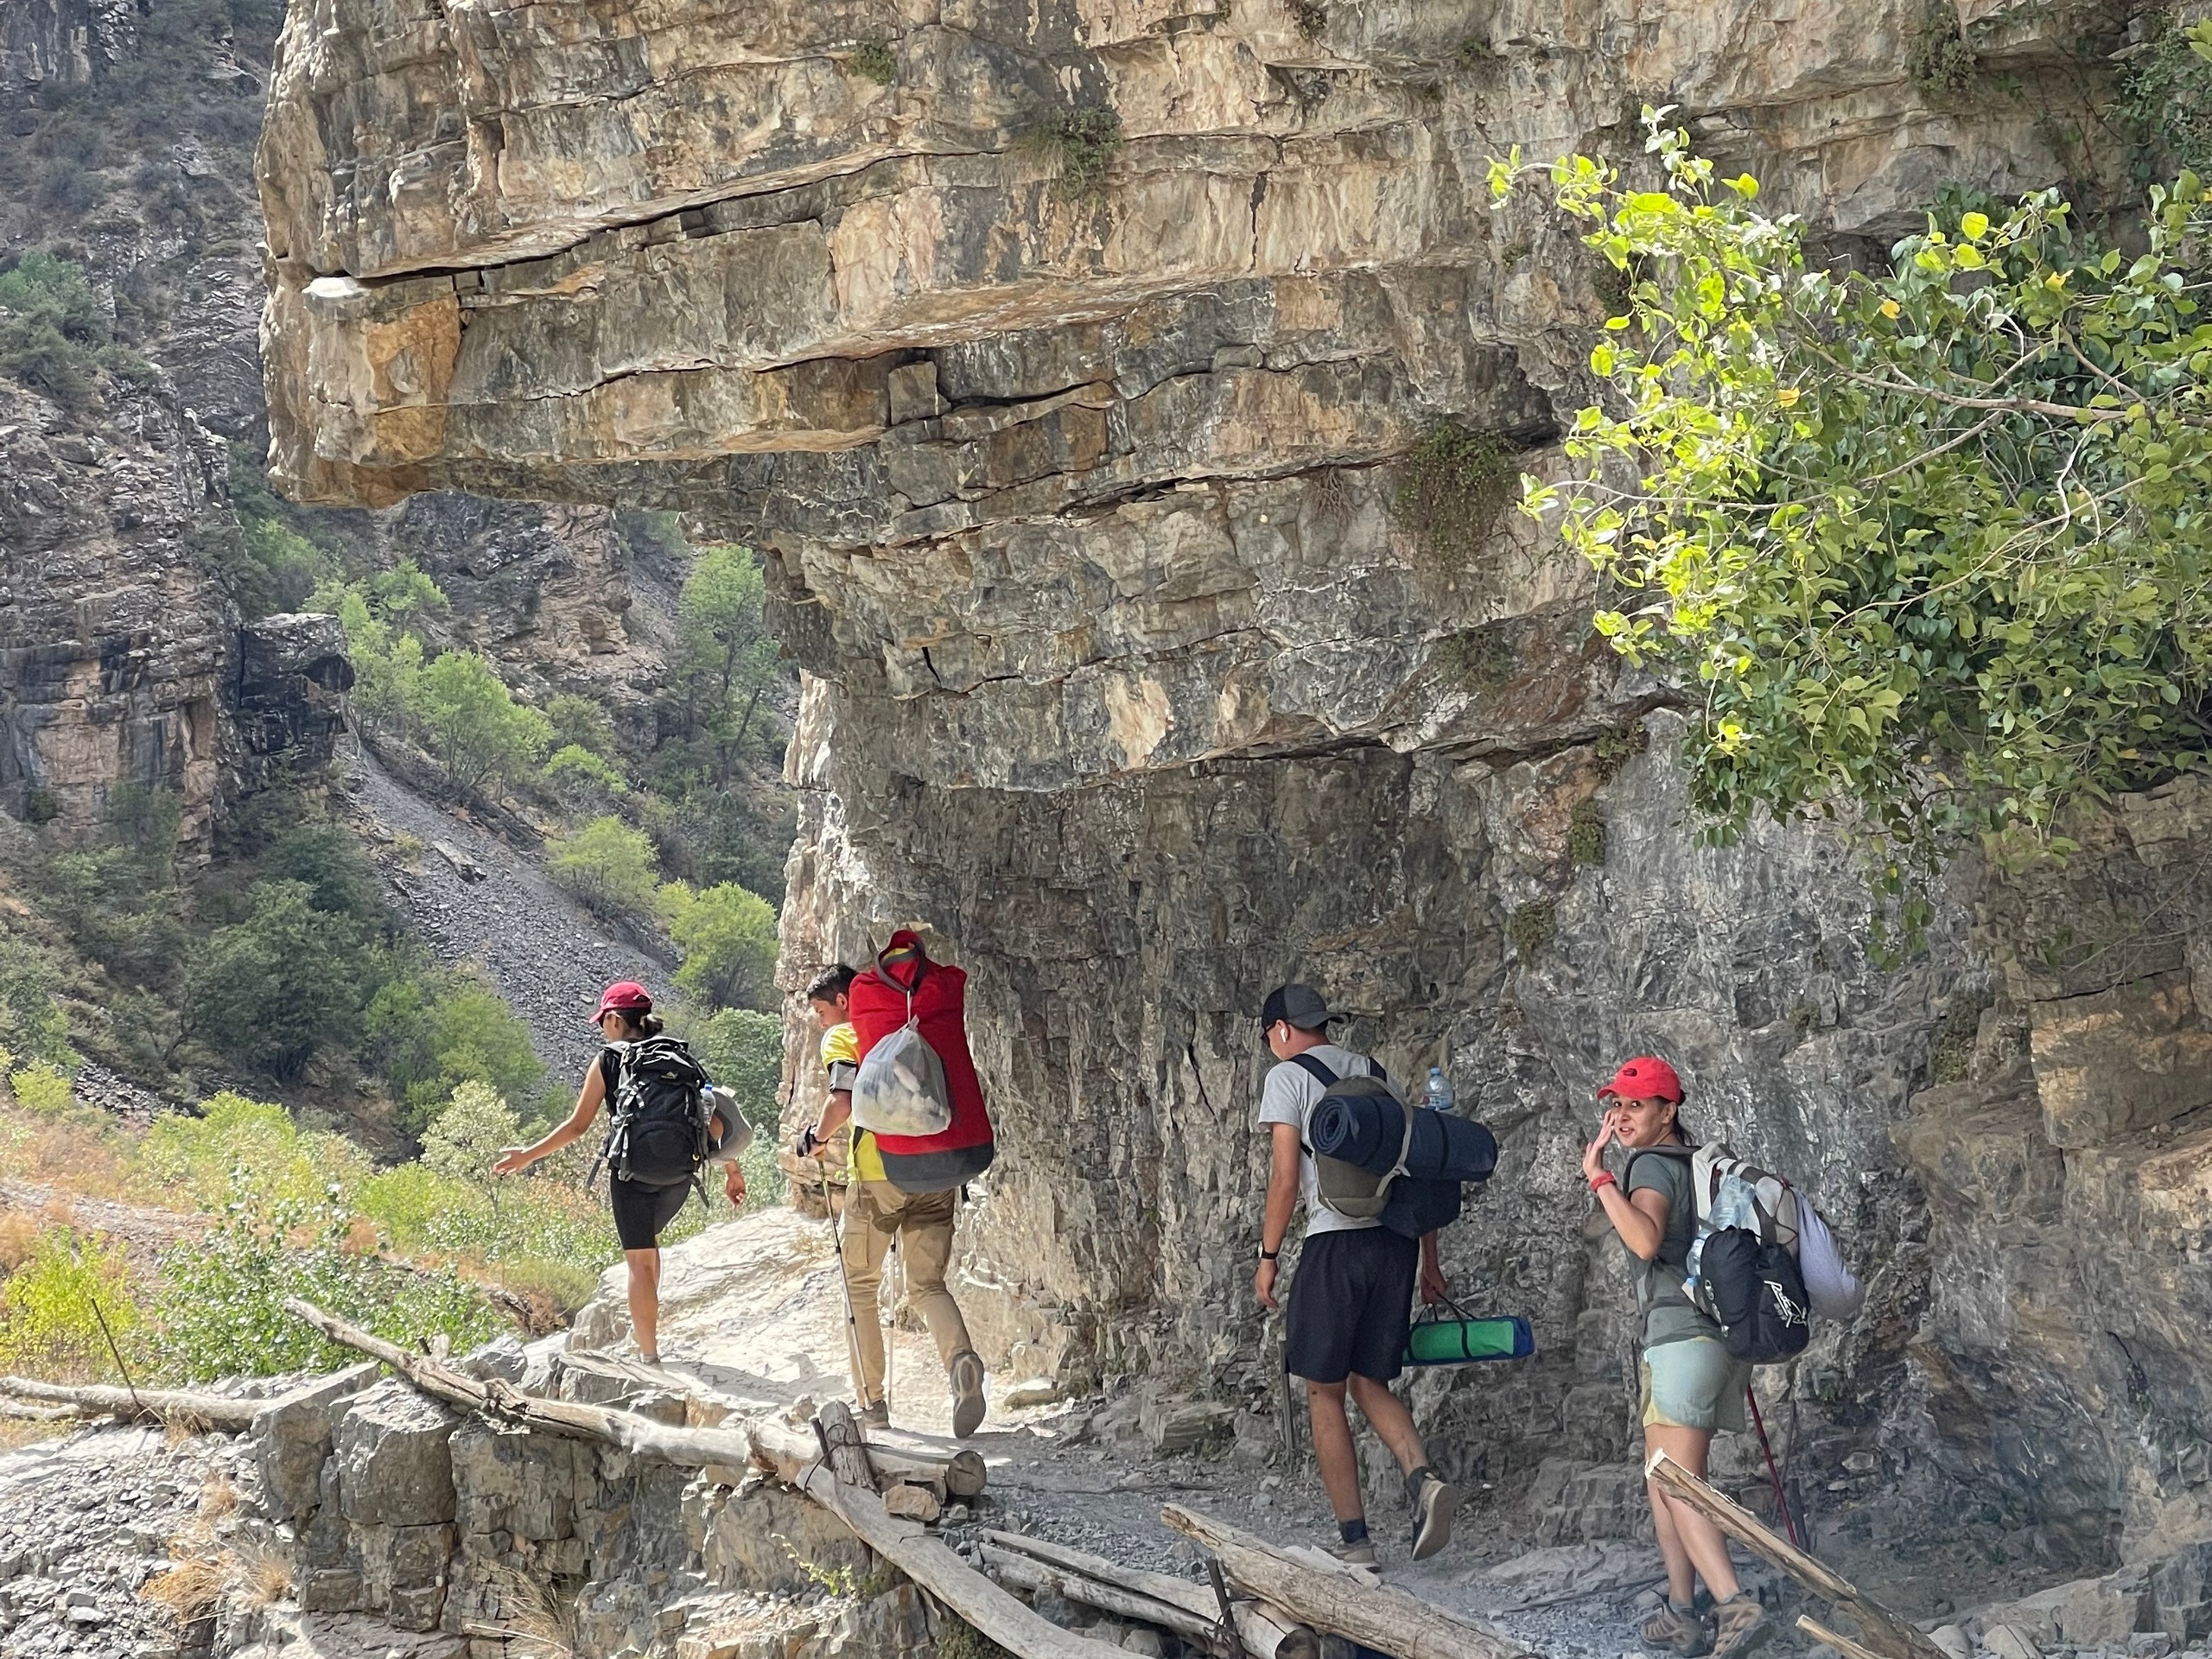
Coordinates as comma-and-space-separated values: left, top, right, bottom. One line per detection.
1379, 1174, 1463, 1240
1309, 1092, 1498, 1184
1403, 1313, 1535, 1368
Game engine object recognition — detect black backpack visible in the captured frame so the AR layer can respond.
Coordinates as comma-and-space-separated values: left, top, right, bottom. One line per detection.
598, 1037, 715, 1189
1630, 1143, 1812, 1365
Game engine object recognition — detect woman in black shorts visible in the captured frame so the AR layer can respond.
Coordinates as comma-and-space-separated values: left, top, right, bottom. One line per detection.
493, 981, 744, 1363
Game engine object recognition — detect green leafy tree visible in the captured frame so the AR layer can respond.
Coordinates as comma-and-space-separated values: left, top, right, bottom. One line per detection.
417, 1080, 522, 1185
363, 969, 544, 1120
661, 881, 780, 1011
692, 1007, 783, 1125
187, 880, 367, 1076
546, 816, 662, 921
675, 545, 780, 758
414, 652, 554, 798
259, 821, 379, 921
546, 693, 619, 759
0, 1229, 137, 1372
0, 932, 73, 1065
543, 744, 629, 812
1494, 116, 2212, 904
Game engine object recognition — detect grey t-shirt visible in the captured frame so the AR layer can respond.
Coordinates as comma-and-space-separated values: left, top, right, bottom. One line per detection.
1258, 1045, 1382, 1239
1625, 1147, 1723, 1346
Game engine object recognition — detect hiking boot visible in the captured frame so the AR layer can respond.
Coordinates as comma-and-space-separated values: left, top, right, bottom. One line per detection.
1408, 1471, 1461, 1563
859, 1401, 890, 1431
1710, 1595, 1770, 1659
949, 1350, 987, 1439
1638, 1600, 1712, 1657
1328, 1535, 1378, 1568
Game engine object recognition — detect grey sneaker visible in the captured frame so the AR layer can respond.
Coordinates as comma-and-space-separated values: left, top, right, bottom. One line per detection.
949, 1350, 987, 1439
859, 1401, 890, 1431
1639, 1600, 1713, 1657
1329, 1535, 1378, 1568
1710, 1595, 1770, 1659
1408, 1471, 1462, 1562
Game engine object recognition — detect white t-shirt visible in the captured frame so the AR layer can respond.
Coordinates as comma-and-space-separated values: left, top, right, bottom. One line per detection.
1257, 1043, 1382, 1238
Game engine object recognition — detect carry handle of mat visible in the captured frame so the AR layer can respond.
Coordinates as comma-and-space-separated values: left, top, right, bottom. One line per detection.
1411, 1292, 1482, 1326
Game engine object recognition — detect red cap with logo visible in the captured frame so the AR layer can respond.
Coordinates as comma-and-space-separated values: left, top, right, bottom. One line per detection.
591, 981, 652, 1025
1598, 1056, 1683, 1103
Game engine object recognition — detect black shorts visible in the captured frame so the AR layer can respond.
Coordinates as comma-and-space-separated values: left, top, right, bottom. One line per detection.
1283, 1227, 1419, 1384
609, 1176, 690, 1250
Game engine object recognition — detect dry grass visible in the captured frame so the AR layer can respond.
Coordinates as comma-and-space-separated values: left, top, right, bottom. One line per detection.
142, 1554, 226, 1622
0, 1211, 35, 1271
198, 1471, 239, 1519
477, 1565, 576, 1659
232, 1536, 293, 1606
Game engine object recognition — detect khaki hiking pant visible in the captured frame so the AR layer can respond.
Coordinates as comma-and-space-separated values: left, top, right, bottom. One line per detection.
839, 1179, 973, 1409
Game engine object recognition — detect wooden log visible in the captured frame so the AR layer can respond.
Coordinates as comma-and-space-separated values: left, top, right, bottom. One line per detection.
818, 1399, 877, 1489
0, 1400, 74, 1422
982, 1531, 1315, 1659
871, 1440, 988, 1499
1801, 1614, 1896, 1659
1645, 1453, 1948, 1659
2, 1375, 271, 1433
885, 1484, 944, 1524
979, 1543, 1224, 1644
1162, 1505, 1531, 1659
802, 1466, 1129, 1659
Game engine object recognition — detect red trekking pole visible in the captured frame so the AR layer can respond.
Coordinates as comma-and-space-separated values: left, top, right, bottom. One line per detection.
1746, 1383, 1801, 1548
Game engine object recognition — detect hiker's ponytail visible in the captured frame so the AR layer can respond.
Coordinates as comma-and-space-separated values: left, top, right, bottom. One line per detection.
636, 1012, 665, 1038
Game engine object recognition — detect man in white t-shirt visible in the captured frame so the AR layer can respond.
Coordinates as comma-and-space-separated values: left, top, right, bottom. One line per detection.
1253, 983, 1460, 1567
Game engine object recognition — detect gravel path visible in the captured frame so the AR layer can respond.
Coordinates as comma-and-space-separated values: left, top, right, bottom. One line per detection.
343, 747, 674, 1084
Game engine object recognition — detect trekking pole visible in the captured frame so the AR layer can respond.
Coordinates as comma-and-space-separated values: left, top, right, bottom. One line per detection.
886, 1231, 900, 1421
87, 1294, 145, 1423
825, 1185, 868, 1409
1745, 1383, 1801, 1548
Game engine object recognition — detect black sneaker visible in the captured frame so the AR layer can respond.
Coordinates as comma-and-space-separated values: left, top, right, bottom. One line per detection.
1408, 1471, 1462, 1562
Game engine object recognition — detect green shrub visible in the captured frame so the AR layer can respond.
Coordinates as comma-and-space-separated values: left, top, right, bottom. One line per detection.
138, 1091, 373, 1217
0, 932, 73, 1065
2119, 15, 2212, 181
1507, 899, 1556, 964
187, 880, 370, 1076
1021, 106, 1123, 201
545, 744, 629, 810
151, 1208, 497, 1382
847, 37, 897, 83
417, 1081, 520, 1184
7, 1062, 73, 1116
662, 881, 780, 1011
1397, 423, 1518, 576
363, 970, 545, 1121
0, 1228, 139, 1374
547, 817, 663, 923
545, 694, 619, 760
1905, 0, 1976, 93
1568, 800, 1607, 867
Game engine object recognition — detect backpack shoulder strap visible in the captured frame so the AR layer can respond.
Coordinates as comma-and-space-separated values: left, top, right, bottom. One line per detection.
1289, 1053, 1340, 1088
1370, 1058, 1389, 1087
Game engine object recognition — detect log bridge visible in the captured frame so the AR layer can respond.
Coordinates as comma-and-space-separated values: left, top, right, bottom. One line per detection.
0, 1324, 1943, 1659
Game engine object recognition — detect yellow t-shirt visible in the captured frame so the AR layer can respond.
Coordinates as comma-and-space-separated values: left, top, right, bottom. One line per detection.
821, 1022, 885, 1183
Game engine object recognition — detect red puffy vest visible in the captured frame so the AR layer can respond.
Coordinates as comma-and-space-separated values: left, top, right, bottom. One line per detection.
847, 930, 995, 1192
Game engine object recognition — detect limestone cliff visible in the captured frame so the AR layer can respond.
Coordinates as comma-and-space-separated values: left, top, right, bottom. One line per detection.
253, 0, 2212, 1571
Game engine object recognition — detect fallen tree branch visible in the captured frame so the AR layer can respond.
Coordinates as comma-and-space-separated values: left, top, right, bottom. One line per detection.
803, 1466, 1128, 1659
1645, 1453, 1948, 1659
1163, 1505, 1530, 1659
0, 1376, 267, 1433
982, 1530, 1316, 1659
979, 1543, 1230, 1647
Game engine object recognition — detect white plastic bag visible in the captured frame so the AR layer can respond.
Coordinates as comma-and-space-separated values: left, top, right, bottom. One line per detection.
1795, 1193, 1865, 1320
851, 1020, 953, 1137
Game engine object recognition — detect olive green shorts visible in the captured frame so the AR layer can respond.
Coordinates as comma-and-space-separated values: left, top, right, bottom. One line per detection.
1640, 1337, 1751, 1433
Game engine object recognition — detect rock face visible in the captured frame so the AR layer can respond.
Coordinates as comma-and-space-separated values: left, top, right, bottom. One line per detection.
252, 0, 2212, 1569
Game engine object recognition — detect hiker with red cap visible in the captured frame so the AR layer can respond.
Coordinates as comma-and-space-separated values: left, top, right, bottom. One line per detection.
1585, 1057, 1769, 1658
493, 982, 746, 1365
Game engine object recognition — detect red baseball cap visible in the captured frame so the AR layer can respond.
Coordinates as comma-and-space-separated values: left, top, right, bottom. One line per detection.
591, 981, 652, 1025
1598, 1056, 1683, 1103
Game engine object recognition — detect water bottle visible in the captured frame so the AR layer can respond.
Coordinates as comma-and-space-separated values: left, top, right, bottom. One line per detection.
1423, 1066, 1455, 1116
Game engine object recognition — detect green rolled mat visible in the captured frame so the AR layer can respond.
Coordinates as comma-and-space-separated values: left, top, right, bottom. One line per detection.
1403, 1306, 1535, 1367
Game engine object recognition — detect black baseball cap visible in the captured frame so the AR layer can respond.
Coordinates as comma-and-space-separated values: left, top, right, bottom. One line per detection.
1261, 983, 1334, 1031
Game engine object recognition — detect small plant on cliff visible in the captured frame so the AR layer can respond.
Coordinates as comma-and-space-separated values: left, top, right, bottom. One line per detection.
846, 37, 898, 84
1491, 115, 2212, 912
1287, 0, 1328, 40
1568, 799, 1607, 867
1506, 899, 1556, 964
1592, 718, 1649, 780
1396, 423, 1519, 577
1022, 105, 1123, 203
1435, 628, 1514, 690
1906, 0, 1977, 93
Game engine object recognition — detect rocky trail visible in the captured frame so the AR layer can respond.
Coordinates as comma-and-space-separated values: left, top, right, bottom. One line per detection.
342, 746, 673, 1081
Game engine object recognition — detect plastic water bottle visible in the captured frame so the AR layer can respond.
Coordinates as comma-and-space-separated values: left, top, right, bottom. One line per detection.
1423, 1066, 1456, 1115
